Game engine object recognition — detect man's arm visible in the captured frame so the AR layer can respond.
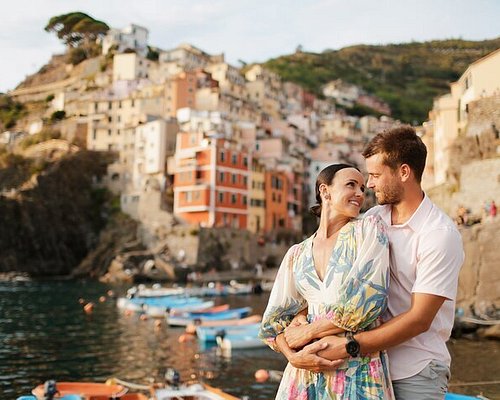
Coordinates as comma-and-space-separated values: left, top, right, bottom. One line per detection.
313, 292, 446, 360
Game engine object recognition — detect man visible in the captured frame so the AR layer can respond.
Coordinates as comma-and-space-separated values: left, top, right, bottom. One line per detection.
283, 126, 464, 399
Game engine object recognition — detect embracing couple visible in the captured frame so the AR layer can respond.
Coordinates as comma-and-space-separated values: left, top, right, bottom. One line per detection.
259, 126, 464, 399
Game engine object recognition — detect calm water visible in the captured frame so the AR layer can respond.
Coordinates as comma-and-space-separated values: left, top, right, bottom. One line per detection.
0, 280, 498, 399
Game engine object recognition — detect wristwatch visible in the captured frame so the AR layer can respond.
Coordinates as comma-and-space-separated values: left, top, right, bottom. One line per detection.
345, 331, 360, 357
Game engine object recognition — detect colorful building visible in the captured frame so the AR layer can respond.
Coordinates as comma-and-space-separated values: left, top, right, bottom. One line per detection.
173, 132, 250, 229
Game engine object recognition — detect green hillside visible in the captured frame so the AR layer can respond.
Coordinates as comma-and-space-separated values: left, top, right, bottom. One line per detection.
264, 38, 500, 124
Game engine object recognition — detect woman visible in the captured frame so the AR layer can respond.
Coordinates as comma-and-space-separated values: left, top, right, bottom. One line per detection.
259, 164, 393, 399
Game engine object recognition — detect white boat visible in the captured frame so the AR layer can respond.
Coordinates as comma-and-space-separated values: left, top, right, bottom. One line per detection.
155, 383, 239, 400
145, 301, 216, 318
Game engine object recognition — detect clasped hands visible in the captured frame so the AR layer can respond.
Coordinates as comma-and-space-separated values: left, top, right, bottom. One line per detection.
280, 315, 346, 372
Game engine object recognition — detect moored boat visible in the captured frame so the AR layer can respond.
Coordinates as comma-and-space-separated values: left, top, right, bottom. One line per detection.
167, 307, 252, 327
196, 323, 261, 342
17, 380, 148, 400
155, 383, 239, 399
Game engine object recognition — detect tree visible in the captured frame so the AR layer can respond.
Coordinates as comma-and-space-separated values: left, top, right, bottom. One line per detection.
45, 12, 109, 48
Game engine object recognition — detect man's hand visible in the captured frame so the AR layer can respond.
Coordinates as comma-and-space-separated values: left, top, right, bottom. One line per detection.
284, 324, 313, 349
314, 336, 348, 360
289, 341, 344, 372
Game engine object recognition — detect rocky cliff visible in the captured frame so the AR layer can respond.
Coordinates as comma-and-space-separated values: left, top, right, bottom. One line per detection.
457, 220, 500, 311
0, 150, 120, 276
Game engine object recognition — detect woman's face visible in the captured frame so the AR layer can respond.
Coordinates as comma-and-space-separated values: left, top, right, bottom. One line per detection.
322, 168, 365, 218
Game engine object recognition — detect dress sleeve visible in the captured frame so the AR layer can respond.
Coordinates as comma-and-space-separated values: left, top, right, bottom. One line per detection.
330, 215, 390, 332
258, 244, 307, 351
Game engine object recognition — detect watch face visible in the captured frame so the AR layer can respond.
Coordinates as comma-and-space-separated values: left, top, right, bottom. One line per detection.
346, 340, 360, 356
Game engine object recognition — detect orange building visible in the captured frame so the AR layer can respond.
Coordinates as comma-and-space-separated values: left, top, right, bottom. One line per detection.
165, 71, 197, 117
173, 132, 249, 229
264, 170, 288, 232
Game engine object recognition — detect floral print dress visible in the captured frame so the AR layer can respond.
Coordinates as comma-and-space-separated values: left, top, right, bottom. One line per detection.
259, 215, 394, 399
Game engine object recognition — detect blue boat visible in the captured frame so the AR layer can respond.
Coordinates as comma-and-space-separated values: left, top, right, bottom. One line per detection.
196, 323, 261, 342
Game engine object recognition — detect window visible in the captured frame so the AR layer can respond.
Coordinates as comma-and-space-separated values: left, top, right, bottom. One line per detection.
232, 154, 237, 165
108, 129, 112, 136
218, 192, 224, 203
108, 102, 112, 110
243, 157, 248, 167
231, 194, 237, 204
243, 176, 248, 186
220, 151, 225, 162
243, 196, 247, 206
92, 129, 97, 140
193, 191, 200, 201
186, 192, 192, 203
232, 174, 237, 184
108, 116, 112, 123
219, 172, 225, 183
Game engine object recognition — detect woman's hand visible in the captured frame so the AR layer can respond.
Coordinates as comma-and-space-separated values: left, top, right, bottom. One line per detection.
289, 342, 344, 372
284, 323, 313, 349
289, 313, 308, 328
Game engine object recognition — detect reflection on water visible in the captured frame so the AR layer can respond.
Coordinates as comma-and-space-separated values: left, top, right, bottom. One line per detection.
0, 280, 498, 399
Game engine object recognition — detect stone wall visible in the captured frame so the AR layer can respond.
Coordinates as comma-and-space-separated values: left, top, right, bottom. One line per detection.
456, 220, 500, 310
427, 96, 500, 312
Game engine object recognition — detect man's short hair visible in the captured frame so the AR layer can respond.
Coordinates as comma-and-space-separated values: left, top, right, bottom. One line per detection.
362, 125, 427, 182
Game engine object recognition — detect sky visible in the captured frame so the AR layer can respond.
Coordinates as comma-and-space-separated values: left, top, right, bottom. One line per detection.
1, 0, 499, 93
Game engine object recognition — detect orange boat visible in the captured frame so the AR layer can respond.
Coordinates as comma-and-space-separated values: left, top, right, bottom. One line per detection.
31, 382, 147, 400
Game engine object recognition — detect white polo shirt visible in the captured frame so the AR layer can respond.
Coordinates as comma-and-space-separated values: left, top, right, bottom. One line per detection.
365, 195, 464, 381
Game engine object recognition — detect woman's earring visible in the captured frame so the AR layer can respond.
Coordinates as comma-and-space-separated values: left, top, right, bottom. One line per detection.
325, 194, 331, 200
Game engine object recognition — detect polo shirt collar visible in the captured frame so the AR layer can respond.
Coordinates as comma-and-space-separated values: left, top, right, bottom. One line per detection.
381, 193, 432, 232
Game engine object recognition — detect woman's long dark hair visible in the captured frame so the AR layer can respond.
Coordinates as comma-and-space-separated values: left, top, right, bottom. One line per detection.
309, 163, 359, 218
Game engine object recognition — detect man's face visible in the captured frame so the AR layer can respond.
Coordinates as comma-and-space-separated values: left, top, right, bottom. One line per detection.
365, 153, 403, 205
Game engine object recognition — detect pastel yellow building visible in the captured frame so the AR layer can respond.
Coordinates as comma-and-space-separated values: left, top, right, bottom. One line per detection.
427, 48, 500, 186
248, 158, 266, 234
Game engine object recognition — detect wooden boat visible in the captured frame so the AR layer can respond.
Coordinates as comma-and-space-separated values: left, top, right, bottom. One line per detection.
166, 307, 252, 327
155, 383, 239, 400
196, 323, 261, 342
19, 381, 148, 400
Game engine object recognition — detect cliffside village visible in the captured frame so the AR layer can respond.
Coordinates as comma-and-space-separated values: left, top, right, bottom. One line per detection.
4, 23, 500, 246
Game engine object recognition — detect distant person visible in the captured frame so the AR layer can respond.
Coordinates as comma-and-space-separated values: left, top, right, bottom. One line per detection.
254, 261, 263, 278
490, 200, 497, 219
279, 126, 464, 400
259, 164, 394, 399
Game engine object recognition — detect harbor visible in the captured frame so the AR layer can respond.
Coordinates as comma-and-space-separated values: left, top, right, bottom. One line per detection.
1, 279, 498, 399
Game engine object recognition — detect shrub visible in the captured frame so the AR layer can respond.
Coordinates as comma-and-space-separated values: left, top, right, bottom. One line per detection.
50, 110, 66, 122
